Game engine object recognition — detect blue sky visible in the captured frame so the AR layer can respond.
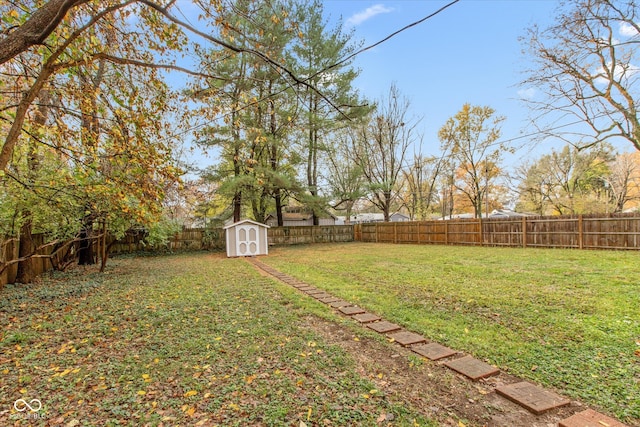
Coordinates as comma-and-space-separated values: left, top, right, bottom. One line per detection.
174, 0, 632, 171
320, 0, 562, 168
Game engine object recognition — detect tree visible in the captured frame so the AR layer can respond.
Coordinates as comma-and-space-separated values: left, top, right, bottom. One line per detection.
438, 104, 507, 218
605, 151, 640, 211
0, 1, 185, 276
522, 0, 640, 152
352, 84, 417, 221
325, 129, 366, 223
291, 0, 365, 225
515, 143, 615, 214
400, 152, 444, 220
192, 0, 304, 226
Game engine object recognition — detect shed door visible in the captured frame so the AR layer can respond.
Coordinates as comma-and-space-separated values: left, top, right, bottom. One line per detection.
236, 224, 259, 256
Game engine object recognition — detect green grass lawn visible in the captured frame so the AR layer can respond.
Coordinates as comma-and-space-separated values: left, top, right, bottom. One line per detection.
0, 253, 436, 426
262, 242, 640, 424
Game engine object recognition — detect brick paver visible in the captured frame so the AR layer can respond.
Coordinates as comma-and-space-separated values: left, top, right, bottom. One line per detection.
558, 409, 629, 427
443, 355, 500, 381
366, 320, 402, 333
311, 292, 333, 300
339, 306, 366, 315
412, 342, 457, 361
352, 313, 381, 323
496, 381, 570, 414
328, 300, 352, 308
318, 296, 341, 304
291, 283, 310, 288
305, 289, 326, 295
387, 331, 426, 346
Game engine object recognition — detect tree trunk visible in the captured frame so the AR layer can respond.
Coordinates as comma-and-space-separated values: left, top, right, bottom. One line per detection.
78, 213, 95, 265
15, 218, 35, 284
233, 191, 242, 222
275, 189, 283, 227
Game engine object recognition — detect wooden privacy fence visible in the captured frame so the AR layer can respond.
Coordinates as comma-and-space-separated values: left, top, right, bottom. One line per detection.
0, 234, 76, 286
353, 213, 640, 250
4, 216, 638, 286
108, 225, 355, 254
268, 225, 354, 245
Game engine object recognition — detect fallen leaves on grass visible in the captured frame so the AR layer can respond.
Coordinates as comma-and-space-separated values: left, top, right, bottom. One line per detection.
0, 255, 436, 426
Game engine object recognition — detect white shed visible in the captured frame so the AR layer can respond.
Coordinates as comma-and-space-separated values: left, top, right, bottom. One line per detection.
223, 219, 270, 257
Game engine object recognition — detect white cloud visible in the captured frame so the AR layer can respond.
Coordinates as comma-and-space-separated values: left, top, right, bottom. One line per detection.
517, 88, 537, 100
619, 22, 639, 37
594, 61, 640, 85
345, 4, 393, 27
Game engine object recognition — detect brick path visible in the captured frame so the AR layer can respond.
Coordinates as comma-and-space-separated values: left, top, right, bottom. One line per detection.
247, 257, 631, 427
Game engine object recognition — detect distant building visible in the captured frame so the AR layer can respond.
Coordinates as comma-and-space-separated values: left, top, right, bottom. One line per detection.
488, 209, 533, 218
265, 209, 337, 227
438, 210, 533, 220
336, 212, 410, 224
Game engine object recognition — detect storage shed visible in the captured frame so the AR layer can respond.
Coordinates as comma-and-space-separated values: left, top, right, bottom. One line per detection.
223, 220, 270, 257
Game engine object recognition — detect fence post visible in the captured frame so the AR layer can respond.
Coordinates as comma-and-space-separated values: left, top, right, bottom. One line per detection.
522, 217, 527, 248
479, 218, 483, 246
394, 222, 398, 243
445, 221, 449, 245
578, 214, 583, 249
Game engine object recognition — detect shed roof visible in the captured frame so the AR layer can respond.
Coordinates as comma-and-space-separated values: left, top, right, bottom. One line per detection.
223, 219, 270, 230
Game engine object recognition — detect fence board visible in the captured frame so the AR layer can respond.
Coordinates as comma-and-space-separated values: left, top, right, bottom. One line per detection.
354, 213, 640, 250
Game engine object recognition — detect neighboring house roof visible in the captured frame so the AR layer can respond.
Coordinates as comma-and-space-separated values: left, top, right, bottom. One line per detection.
265, 210, 337, 221
345, 212, 409, 223
390, 212, 410, 221
488, 209, 531, 218
438, 213, 476, 220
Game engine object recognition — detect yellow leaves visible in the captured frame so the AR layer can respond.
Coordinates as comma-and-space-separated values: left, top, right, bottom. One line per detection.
137, 390, 146, 396
57, 342, 73, 354
50, 366, 81, 379
8, 9, 20, 19
182, 405, 196, 416
458, 421, 467, 427
142, 374, 151, 382
183, 390, 198, 398
227, 403, 240, 411
245, 375, 256, 384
